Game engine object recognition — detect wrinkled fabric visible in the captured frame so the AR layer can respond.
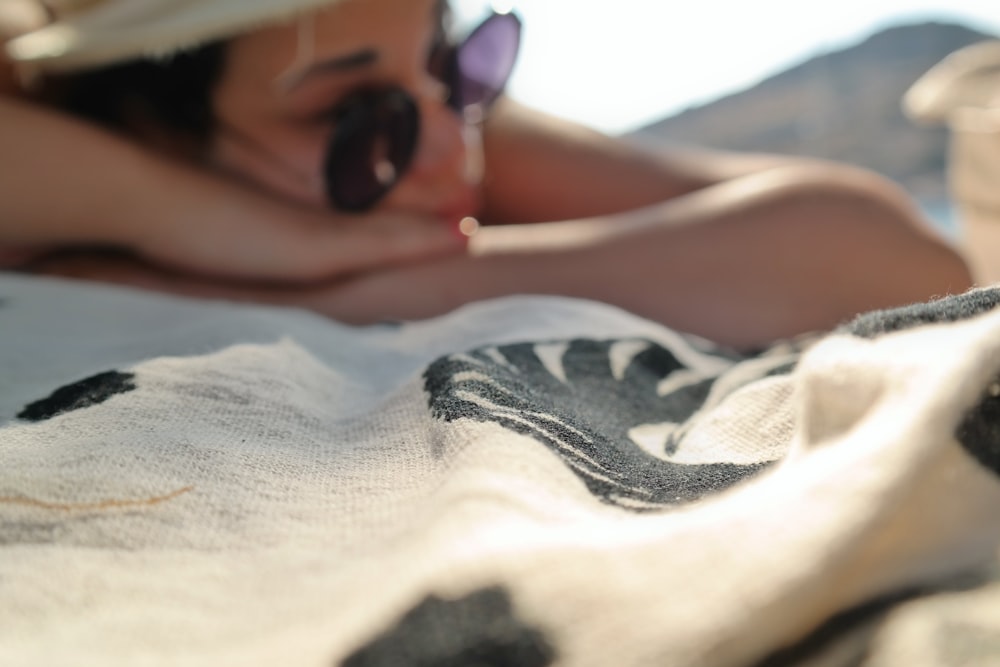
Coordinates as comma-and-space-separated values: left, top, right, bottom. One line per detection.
2, 274, 1000, 667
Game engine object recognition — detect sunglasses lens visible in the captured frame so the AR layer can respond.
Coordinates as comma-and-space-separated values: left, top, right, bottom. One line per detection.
450, 12, 522, 112
324, 89, 420, 212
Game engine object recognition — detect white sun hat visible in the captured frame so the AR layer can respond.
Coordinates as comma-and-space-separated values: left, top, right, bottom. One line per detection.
902, 40, 1000, 285
5, 0, 344, 73
903, 40, 1000, 124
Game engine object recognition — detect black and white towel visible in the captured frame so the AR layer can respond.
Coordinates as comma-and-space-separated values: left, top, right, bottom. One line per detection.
2, 273, 1000, 666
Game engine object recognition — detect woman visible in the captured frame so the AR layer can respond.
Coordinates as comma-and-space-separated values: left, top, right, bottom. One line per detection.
0, 0, 973, 348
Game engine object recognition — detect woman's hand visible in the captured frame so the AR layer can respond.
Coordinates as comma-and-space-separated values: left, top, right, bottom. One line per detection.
113, 164, 469, 283
18, 248, 475, 323
0, 94, 466, 281
17, 222, 603, 325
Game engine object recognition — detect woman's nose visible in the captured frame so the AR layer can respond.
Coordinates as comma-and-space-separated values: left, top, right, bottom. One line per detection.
405, 80, 469, 181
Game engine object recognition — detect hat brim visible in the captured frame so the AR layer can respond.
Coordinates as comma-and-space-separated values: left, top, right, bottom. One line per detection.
6, 0, 342, 73
903, 40, 1000, 125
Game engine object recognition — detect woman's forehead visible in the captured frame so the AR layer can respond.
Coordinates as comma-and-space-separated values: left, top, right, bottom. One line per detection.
225, 0, 441, 75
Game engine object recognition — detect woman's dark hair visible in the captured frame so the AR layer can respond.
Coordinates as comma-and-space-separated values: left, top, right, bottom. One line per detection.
46, 41, 226, 150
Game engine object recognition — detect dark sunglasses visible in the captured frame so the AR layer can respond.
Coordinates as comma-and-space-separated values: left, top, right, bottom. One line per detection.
324, 10, 522, 212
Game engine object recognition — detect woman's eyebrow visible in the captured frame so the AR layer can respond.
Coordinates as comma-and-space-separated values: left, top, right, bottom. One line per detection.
286, 48, 379, 90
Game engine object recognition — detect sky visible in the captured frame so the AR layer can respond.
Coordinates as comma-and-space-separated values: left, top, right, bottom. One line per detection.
453, 0, 1000, 135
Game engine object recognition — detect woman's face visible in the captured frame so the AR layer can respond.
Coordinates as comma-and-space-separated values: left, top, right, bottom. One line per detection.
210, 0, 479, 222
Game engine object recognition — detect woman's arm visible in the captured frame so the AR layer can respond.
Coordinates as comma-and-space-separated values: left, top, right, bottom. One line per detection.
8, 68, 970, 345
33, 162, 971, 349
323, 163, 972, 347
478, 99, 907, 225
0, 57, 465, 280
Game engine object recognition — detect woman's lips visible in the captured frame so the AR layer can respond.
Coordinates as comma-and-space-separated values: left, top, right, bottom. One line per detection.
435, 189, 481, 224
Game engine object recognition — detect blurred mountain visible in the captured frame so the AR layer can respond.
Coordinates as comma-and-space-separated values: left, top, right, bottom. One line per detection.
630, 21, 999, 201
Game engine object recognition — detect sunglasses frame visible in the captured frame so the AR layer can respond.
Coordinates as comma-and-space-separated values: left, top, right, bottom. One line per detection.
324, 10, 523, 212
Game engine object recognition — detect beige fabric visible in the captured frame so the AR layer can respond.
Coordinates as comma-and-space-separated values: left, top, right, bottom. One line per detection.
4, 0, 344, 73
3, 274, 1000, 666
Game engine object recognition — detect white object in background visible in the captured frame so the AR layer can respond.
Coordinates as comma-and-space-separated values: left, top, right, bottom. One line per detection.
949, 107, 1000, 285
905, 41, 1000, 285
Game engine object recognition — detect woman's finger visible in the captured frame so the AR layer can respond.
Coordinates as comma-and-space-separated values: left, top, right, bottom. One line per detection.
120, 160, 471, 283
0, 96, 468, 284
131, 196, 469, 283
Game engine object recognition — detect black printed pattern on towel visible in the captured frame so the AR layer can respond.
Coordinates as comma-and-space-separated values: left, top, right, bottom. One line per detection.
341, 586, 555, 667
841, 287, 1000, 339
424, 338, 772, 510
956, 383, 1000, 477
17, 371, 136, 422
